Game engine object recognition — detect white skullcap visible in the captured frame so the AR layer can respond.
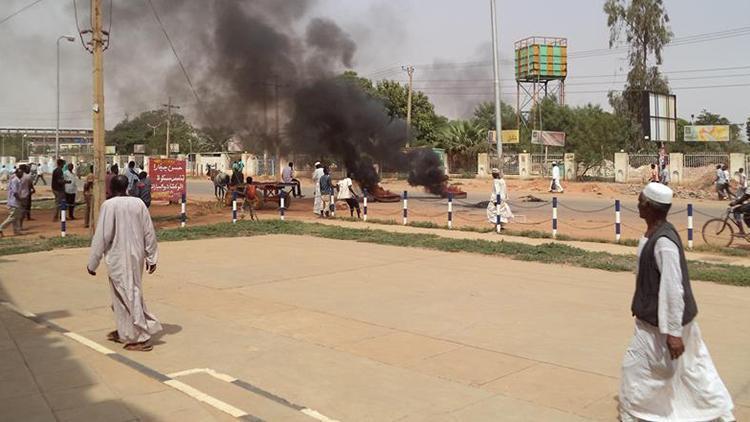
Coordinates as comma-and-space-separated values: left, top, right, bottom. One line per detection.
642, 182, 673, 205
552, 161, 557, 165
314, 161, 321, 166
491, 168, 500, 174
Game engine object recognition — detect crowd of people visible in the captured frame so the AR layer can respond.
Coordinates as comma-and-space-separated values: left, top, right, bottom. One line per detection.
0, 159, 152, 237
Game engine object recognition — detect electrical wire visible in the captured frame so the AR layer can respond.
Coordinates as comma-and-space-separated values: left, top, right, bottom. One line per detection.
72, 0, 91, 53
147, 0, 201, 107
0, 0, 45, 26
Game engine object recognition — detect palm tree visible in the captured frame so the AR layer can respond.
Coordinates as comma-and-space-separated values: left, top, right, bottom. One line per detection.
439, 120, 486, 155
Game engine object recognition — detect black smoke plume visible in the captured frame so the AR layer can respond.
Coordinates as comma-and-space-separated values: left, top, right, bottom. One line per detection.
109, 0, 446, 192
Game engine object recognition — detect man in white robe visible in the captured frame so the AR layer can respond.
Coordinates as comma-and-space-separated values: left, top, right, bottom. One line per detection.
486, 168, 513, 229
87, 175, 162, 352
620, 183, 734, 422
312, 161, 324, 215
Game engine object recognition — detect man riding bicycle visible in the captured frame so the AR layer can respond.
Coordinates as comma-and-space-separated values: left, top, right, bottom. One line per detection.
729, 186, 750, 234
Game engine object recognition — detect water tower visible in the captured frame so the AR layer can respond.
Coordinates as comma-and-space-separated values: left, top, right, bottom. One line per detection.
514, 36, 567, 129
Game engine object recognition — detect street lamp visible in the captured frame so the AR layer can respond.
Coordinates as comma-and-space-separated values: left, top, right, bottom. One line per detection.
56, 35, 75, 160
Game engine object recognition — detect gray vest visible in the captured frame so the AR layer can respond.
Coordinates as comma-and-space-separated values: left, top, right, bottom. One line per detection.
631, 222, 698, 327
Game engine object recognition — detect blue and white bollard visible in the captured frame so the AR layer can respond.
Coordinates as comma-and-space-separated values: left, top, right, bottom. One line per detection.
60, 202, 67, 238
280, 193, 286, 221
402, 190, 408, 225
363, 188, 368, 222
687, 204, 694, 249
552, 197, 558, 239
232, 191, 238, 224
330, 193, 335, 217
180, 192, 187, 228
496, 194, 502, 234
447, 193, 453, 229
615, 199, 621, 243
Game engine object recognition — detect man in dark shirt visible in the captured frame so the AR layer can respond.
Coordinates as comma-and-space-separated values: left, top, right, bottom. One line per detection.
51, 159, 66, 221
132, 171, 152, 208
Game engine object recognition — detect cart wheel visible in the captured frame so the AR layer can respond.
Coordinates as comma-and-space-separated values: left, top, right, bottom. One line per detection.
702, 218, 734, 248
255, 190, 266, 210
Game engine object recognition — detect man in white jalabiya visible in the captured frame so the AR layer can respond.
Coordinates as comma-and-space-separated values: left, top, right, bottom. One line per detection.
486, 168, 513, 230
619, 182, 735, 422
87, 175, 162, 352
550, 161, 564, 193
311, 161, 324, 216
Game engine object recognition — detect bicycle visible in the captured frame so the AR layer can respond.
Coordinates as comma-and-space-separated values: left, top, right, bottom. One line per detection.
701, 208, 750, 247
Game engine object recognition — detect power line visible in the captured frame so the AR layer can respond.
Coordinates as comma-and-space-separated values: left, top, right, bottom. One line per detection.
147, 0, 202, 107
0, 0, 45, 26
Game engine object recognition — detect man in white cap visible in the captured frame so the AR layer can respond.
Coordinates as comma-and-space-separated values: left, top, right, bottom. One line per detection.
311, 161, 324, 216
550, 161, 564, 193
486, 168, 513, 229
619, 182, 735, 422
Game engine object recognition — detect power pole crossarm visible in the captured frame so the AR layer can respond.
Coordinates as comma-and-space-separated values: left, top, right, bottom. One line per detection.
162, 97, 181, 158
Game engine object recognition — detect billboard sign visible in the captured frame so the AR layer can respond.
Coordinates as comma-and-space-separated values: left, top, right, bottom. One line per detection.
531, 130, 566, 146
169, 143, 180, 153
684, 125, 730, 142
642, 92, 677, 142
148, 158, 186, 202
488, 130, 521, 144
133, 144, 146, 154
105, 146, 116, 155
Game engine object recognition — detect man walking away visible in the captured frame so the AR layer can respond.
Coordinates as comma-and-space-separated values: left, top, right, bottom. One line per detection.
0, 168, 24, 237
722, 164, 734, 200
659, 165, 670, 185
649, 163, 659, 183
35, 161, 47, 186
84, 165, 95, 228
242, 176, 258, 221
312, 161, 324, 216
619, 182, 734, 422
87, 175, 162, 352
549, 161, 564, 193
126, 161, 139, 196
64, 163, 78, 219
52, 159, 67, 221
486, 168, 513, 229
337, 171, 361, 218
281, 162, 302, 198
133, 171, 152, 208
319, 167, 334, 218
0, 165, 9, 191
19, 164, 34, 226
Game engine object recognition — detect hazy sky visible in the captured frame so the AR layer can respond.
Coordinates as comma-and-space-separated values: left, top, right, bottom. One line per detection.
1, 0, 749, 130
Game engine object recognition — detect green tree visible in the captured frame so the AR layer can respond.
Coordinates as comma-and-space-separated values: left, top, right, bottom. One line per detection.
107, 110, 201, 155
604, 0, 672, 151
472, 101, 518, 131
374, 80, 447, 147
437, 120, 487, 155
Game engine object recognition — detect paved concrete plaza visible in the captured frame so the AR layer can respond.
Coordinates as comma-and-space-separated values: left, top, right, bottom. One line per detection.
1, 235, 748, 421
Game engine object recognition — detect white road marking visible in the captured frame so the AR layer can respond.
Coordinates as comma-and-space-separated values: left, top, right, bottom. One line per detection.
165, 379, 249, 418
1, 301, 37, 318
63, 332, 116, 355
172, 367, 340, 422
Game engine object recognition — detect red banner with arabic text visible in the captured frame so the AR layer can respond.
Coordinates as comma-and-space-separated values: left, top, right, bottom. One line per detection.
148, 158, 186, 202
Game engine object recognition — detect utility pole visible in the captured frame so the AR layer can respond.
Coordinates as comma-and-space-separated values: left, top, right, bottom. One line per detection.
490, 0, 503, 162
162, 97, 180, 158
402, 65, 415, 148
90, 0, 106, 234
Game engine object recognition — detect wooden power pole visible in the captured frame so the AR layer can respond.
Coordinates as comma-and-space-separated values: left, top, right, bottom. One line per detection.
90, 0, 106, 234
162, 97, 180, 158
402, 65, 415, 148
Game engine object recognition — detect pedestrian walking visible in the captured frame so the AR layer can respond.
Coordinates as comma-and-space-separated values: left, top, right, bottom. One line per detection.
52, 159, 67, 221
659, 165, 670, 185
619, 183, 735, 422
714, 164, 728, 200
132, 171, 152, 208
319, 167, 334, 218
19, 164, 34, 226
337, 171, 361, 218
87, 175, 162, 352
35, 161, 47, 186
64, 163, 78, 219
0, 165, 9, 191
486, 168, 513, 229
84, 165, 95, 228
649, 163, 659, 183
736, 168, 748, 199
312, 162, 324, 216
0, 168, 24, 237
241, 176, 258, 221
722, 164, 734, 200
549, 161, 564, 193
